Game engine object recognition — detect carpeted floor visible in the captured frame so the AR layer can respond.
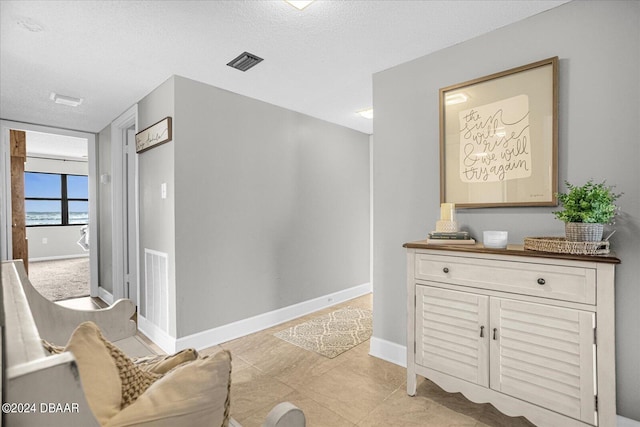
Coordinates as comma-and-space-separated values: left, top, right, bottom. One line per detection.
28, 257, 90, 301
274, 306, 372, 358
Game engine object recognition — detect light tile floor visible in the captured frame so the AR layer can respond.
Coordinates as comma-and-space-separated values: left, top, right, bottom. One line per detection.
198, 294, 535, 427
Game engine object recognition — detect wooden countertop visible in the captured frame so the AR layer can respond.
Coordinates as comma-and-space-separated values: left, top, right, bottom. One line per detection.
403, 240, 621, 264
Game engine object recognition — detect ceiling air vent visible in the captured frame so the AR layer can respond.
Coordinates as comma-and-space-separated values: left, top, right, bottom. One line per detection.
227, 52, 263, 72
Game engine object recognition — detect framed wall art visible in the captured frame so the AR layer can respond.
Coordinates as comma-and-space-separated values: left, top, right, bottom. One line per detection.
440, 57, 558, 208
136, 117, 172, 153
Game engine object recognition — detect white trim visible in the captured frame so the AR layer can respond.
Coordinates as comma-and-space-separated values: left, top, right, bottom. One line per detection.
137, 316, 176, 354
98, 287, 114, 305
110, 105, 138, 302
369, 135, 374, 287
177, 282, 372, 351
143, 282, 372, 353
88, 134, 99, 297
126, 128, 140, 308
369, 336, 407, 368
0, 125, 11, 260
618, 416, 640, 427
29, 254, 90, 262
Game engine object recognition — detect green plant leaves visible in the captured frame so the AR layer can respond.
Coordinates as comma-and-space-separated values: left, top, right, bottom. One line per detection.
553, 180, 622, 223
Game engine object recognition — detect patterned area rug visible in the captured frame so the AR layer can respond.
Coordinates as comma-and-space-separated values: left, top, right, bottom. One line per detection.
28, 257, 90, 301
274, 306, 372, 358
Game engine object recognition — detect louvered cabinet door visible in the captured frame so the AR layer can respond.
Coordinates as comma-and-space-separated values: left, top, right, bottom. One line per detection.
415, 286, 489, 387
490, 298, 597, 425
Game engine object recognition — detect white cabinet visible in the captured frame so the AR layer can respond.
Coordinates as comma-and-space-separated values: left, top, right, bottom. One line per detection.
405, 242, 619, 427
415, 286, 489, 387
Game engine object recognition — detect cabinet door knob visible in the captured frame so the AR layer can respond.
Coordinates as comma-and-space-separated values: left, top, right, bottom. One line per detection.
537, 278, 546, 285
480, 326, 484, 338
493, 328, 498, 340
443, 267, 449, 273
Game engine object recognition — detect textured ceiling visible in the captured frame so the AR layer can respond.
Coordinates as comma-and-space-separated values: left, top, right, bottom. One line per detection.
0, 0, 569, 135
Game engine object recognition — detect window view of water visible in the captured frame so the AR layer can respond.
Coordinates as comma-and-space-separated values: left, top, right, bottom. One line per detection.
24, 172, 89, 226
25, 211, 89, 226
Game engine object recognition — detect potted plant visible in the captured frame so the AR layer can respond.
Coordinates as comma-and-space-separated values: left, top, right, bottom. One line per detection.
554, 180, 622, 242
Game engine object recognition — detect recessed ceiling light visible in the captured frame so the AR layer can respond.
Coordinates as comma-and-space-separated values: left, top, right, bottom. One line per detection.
357, 108, 374, 119
284, 0, 315, 10
445, 93, 468, 105
50, 92, 83, 107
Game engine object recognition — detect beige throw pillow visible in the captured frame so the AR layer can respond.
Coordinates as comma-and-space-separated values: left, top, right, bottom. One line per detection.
65, 322, 163, 424
64, 322, 123, 425
100, 334, 162, 408
105, 350, 232, 427
134, 348, 199, 375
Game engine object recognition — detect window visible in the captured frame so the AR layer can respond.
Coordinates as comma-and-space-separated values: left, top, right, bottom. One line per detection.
24, 172, 89, 226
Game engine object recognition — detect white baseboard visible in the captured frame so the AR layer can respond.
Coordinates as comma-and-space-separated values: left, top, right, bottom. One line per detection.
172, 282, 372, 352
369, 336, 407, 368
618, 416, 640, 427
367, 338, 639, 426
98, 287, 114, 305
29, 253, 90, 262
137, 316, 177, 354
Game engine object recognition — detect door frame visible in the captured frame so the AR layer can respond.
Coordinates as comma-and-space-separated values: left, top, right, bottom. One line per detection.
0, 120, 98, 296
125, 127, 138, 306
110, 105, 139, 304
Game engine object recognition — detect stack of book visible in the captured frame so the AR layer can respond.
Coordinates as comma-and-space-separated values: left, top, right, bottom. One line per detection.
426, 231, 476, 245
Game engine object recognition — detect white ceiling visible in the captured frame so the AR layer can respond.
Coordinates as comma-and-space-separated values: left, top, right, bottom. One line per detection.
25, 131, 88, 160
0, 0, 570, 136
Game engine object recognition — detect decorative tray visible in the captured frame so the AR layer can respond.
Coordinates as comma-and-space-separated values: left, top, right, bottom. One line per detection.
524, 237, 610, 255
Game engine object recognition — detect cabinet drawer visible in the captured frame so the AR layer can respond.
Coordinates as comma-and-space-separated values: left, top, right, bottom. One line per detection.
415, 254, 596, 304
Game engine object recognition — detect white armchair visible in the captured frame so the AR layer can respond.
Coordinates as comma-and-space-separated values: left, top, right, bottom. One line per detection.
3, 260, 306, 427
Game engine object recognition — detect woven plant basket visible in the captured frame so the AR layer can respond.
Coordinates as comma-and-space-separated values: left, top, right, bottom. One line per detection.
565, 222, 604, 242
524, 237, 610, 255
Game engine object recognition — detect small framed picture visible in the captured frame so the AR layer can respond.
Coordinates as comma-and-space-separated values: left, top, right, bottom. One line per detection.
136, 117, 172, 153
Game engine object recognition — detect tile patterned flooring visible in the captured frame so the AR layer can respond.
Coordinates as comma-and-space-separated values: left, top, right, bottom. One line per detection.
198, 294, 535, 427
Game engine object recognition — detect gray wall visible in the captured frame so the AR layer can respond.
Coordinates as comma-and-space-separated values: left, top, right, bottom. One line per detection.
97, 125, 113, 293
373, 0, 639, 420
137, 77, 177, 336
25, 156, 89, 260
27, 226, 87, 260
173, 76, 370, 338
